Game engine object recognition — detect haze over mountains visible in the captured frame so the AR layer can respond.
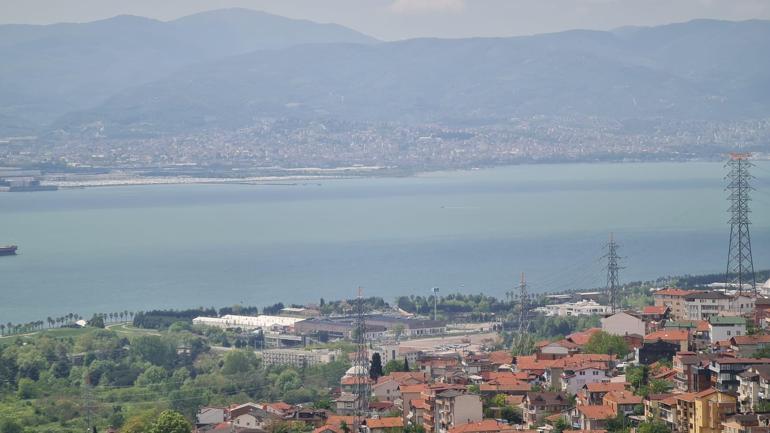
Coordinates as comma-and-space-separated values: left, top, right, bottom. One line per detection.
1, 9, 770, 140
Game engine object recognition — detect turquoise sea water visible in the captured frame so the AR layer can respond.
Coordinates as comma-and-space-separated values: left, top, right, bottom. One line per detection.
1, 162, 770, 324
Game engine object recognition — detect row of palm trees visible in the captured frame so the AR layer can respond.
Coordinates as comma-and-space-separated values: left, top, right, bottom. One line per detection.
0, 311, 136, 337
0, 320, 46, 336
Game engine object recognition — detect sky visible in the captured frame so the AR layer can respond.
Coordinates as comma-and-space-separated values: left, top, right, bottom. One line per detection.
1, 0, 770, 40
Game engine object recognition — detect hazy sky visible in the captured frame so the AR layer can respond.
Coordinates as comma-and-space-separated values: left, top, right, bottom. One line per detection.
2, 0, 770, 40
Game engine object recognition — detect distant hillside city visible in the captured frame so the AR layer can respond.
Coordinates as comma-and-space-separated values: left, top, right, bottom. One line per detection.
1, 12, 770, 179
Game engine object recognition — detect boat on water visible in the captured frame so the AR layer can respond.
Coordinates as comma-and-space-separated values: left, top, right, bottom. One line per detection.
0, 245, 18, 256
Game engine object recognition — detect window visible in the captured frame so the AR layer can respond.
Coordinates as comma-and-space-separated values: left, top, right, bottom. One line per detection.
727, 331, 731, 336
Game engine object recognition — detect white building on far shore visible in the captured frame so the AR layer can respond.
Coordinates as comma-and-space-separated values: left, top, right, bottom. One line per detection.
192, 314, 302, 331
534, 300, 611, 317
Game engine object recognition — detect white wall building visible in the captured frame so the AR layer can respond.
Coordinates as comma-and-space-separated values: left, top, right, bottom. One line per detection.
601, 312, 645, 337
260, 348, 341, 368
535, 300, 611, 317
709, 316, 747, 343
561, 365, 611, 394
192, 314, 302, 330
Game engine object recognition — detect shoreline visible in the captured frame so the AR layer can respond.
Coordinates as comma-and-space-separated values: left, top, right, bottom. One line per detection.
32, 157, 754, 190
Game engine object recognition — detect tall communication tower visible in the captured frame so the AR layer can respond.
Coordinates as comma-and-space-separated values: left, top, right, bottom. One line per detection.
605, 233, 623, 313
512, 272, 529, 354
726, 152, 756, 294
352, 288, 369, 432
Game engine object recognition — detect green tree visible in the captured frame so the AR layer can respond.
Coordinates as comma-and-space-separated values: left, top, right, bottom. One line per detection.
0, 419, 23, 433
370, 353, 384, 380
553, 418, 569, 433
626, 365, 650, 392
384, 359, 404, 375
583, 331, 629, 358
88, 314, 105, 328
221, 350, 258, 375
148, 410, 191, 433
650, 378, 672, 394
131, 335, 177, 367
637, 420, 671, 433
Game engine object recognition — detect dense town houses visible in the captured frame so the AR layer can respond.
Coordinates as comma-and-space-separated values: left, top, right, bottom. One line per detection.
188, 287, 770, 433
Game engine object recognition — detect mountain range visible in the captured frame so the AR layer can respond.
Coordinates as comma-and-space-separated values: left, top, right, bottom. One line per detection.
1, 10, 769, 137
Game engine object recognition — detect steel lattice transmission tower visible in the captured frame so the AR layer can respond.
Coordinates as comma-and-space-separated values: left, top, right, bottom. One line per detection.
604, 233, 623, 313
512, 272, 530, 355
726, 152, 756, 294
352, 287, 369, 432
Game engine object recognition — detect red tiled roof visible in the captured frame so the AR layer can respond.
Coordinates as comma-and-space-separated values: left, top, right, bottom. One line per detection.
566, 328, 602, 346
399, 384, 429, 394
732, 335, 770, 345
448, 420, 515, 433
578, 405, 616, 420
314, 425, 342, 433
489, 351, 514, 365
603, 390, 643, 405
365, 417, 403, 429
267, 402, 293, 412
643, 306, 668, 315
411, 399, 431, 410
480, 381, 531, 393
696, 320, 710, 332
654, 288, 699, 297
552, 354, 615, 368
585, 382, 629, 393
645, 329, 689, 342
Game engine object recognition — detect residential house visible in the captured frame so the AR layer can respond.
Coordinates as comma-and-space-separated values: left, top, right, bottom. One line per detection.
229, 404, 271, 431
603, 390, 642, 416
685, 292, 753, 321
737, 365, 770, 413
653, 288, 701, 320
448, 419, 520, 433
674, 352, 714, 393
561, 363, 612, 394
641, 305, 670, 324
576, 405, 616, 431
372, 377, 401, 403
523, 392, 571, 428
578, 382, 630, 406
364, 417, 404, 433
709, 357, 770, 393
709, 317, 747, 343
644, 394, 677, 431
535, 340, 578, 361
601, 312, 646, 337
731, 335, 770, 357
197, 407, 226, 428
434, 390, 483, 433
644, 329, 691, 352
692, 389, 738, 433
638, 339, 681, 365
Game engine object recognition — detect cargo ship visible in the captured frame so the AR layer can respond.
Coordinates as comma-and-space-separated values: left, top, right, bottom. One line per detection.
0, 245, 18, 256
